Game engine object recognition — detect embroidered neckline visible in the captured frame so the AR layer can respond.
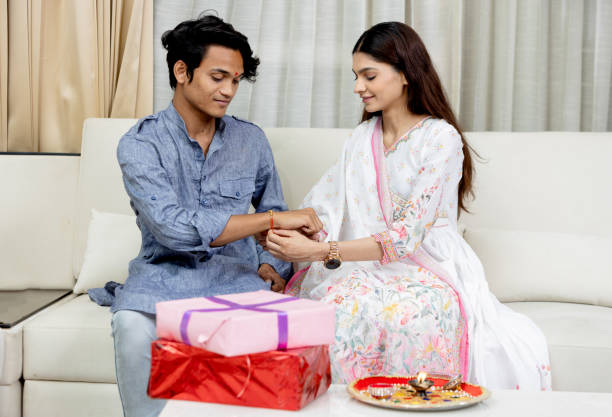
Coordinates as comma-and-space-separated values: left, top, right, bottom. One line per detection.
384, 116, 432, 156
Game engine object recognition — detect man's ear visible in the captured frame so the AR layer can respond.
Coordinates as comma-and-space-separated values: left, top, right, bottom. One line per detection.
174, 60, 188, 85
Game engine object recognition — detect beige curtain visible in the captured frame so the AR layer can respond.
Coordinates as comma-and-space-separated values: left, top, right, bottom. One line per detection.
154, 0, 611, 132
0, 0, 153, 153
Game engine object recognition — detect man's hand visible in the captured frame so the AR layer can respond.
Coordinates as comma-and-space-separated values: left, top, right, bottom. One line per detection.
273, 208, 323, 236
258, 263, 286, 293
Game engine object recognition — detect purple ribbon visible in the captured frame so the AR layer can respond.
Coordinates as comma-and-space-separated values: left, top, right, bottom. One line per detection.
179, 295, 299, 351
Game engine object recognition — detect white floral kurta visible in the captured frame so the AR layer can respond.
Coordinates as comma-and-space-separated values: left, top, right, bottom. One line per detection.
286, 117, 552, 390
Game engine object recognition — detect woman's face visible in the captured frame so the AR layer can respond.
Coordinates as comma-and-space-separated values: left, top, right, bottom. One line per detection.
352, 52, 407, 114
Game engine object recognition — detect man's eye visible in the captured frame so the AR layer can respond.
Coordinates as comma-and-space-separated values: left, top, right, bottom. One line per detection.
212, 76, 223, 82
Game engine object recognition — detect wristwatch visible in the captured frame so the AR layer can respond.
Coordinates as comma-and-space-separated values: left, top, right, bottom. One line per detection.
324, 241, 342, 269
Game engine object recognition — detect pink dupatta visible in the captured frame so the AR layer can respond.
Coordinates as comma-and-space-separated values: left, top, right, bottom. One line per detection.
370, 118, 470, 378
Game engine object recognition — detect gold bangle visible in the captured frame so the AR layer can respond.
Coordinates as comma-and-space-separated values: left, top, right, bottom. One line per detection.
268, 210, 274, 229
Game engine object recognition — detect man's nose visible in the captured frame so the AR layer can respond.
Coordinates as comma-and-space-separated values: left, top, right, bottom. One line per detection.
219, 81, 235, 98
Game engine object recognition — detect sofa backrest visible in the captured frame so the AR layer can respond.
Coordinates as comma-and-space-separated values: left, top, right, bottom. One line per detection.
461, 131, 612, 236
0, 154, 79, 290
461, 132, 612, 306
264, 128, 351, 210
72, 119, 612, 307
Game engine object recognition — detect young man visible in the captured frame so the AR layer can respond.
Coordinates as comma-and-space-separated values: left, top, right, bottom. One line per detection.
106, 15, 322, 417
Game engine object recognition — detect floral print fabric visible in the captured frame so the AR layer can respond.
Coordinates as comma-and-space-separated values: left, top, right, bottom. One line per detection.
290, 116, 552, 390
321, 247, 464, 383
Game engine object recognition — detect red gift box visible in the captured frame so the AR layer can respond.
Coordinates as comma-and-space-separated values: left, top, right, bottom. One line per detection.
148, 339, 331, 411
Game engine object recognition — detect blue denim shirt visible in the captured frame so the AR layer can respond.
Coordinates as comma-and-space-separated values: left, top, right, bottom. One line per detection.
97, 103, 291, 314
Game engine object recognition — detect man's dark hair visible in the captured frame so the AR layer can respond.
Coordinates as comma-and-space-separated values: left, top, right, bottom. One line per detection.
161, 14, 259, 89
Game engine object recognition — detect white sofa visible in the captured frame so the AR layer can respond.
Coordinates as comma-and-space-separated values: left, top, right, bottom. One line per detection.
1, 118, 611, 417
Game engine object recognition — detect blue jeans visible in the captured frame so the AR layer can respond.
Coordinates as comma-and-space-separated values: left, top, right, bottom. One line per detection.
111, 310, 166, 417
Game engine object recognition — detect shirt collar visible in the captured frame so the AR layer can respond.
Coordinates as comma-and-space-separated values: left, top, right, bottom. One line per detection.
164, 102, 227, 145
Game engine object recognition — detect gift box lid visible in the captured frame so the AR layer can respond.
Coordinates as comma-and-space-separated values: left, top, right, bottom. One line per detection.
156, 290, 335, 356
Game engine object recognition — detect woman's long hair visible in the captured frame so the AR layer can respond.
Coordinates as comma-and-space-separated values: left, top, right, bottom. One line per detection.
353, 22, 476, 213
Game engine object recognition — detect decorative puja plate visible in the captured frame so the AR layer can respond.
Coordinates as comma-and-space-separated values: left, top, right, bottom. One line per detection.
347, 375, 490, 411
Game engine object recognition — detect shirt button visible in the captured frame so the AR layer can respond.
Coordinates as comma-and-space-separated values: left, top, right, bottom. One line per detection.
151, 196, 157, 201
203, 175, 207, 181
235, 192, 241, 197
200, 200, 208, 207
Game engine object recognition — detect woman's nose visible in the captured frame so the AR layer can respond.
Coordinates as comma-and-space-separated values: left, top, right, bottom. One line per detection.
354, 79, 365, 94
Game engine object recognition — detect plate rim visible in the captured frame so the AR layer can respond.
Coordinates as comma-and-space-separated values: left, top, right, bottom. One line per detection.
346, 375, 491, 411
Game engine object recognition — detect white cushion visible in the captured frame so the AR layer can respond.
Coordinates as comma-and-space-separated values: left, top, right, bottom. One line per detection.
464, 227, 612, 307
73, 210, 141, 294
0, 381, 21, 417
0, 326, 22, 385
0, 155, 79, 289
508, 302, 612, 393
73, 118, 138, 279
23, 380, 121, 417
23, 295, 115, 383
0, 294, 74, 384
461, 132, 612, 237
264, 128, 350, 210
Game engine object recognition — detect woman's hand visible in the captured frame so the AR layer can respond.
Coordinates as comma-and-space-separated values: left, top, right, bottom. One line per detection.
265, 229, 328, 262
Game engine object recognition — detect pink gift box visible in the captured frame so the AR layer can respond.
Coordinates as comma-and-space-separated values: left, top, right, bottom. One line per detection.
155, 290, 336, 357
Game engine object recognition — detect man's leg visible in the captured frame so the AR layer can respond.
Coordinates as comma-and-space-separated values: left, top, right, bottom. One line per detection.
111, 310, 166, 417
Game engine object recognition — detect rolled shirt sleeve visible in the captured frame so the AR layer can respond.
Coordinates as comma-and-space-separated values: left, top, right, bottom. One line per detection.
118, 135, 230, 252
251, 130, 292, 279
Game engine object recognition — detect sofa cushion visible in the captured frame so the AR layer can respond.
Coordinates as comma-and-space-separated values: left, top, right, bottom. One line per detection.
0, 325, 22, 385
23, 295, 115, 383
460, 132, 612, 237
72, 118, 138, 280
1, 293, 73, 384
0, 381, 21, 417
73, 210, 140, 294
507, 301, 612, 392
0, 154, 79, 290
465, 227, 612, 307
23, 380, 121, 417
264, 128, 350, 209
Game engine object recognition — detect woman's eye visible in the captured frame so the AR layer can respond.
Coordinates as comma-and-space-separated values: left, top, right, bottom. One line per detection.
366, 75, 376, 81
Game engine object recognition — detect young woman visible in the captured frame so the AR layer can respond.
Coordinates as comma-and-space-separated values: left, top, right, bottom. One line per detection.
263, 22, 551, 390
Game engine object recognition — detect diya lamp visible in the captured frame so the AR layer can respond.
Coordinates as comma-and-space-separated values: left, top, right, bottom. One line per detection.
442, 374, 462, 390
367, 382, 396, 400
409, 371, 434, 395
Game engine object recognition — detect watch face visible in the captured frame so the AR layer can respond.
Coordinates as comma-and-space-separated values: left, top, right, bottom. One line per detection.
325, 258, 341, 270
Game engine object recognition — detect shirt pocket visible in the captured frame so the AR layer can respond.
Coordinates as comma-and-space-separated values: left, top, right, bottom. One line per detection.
219, 178, 256, 200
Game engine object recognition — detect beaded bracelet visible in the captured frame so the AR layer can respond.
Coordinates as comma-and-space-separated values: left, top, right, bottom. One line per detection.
373, 231, 399, 265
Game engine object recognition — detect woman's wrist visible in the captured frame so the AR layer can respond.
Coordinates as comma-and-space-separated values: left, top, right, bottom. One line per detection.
313, 241, 329, 262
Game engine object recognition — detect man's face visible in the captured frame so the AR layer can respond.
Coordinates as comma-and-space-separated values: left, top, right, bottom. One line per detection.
175, 45, 244, 118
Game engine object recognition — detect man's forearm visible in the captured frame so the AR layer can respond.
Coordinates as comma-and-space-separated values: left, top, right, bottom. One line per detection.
211, 208, 323, 247
210, 212, 270, 247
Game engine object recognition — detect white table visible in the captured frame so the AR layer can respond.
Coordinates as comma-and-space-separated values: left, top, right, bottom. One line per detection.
160, 384, 612, 416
